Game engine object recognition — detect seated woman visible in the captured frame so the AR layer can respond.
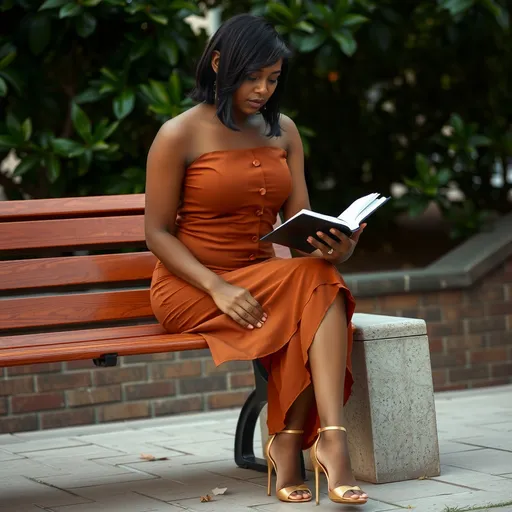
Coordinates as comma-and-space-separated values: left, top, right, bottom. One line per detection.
145, 13, 368, 506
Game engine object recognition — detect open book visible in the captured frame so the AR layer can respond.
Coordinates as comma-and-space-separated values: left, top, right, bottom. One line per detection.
260, 192, 390, 253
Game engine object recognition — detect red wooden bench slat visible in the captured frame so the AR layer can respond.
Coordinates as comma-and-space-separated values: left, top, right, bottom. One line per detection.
0, 252, 157, 291
0, 194, 144, 221
0, 324, 167, 349
0, 289, 152, 330
0, 333, 207, 367
0, 215, 145, 251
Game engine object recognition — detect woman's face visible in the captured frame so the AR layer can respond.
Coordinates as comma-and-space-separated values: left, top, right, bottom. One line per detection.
232, 59, 283, 116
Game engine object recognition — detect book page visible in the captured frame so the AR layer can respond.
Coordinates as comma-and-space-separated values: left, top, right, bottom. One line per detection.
337, 193, 379, 223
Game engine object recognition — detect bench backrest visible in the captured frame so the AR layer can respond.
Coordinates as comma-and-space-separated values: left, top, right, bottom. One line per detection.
0, 194, 290, 336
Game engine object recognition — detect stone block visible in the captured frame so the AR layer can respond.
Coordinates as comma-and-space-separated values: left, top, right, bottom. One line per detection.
259, 312, 441, 484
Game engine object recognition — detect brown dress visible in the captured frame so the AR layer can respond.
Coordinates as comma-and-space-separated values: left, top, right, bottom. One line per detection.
150, 146, 355, 449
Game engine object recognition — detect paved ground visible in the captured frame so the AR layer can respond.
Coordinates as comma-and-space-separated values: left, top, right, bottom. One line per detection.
0, 385, 511, 512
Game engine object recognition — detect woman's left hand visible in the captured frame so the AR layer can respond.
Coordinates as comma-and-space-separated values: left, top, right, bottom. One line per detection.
307, 223, 366, 264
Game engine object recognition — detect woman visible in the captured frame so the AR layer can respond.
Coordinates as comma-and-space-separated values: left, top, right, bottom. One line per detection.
145, 13, 368, 506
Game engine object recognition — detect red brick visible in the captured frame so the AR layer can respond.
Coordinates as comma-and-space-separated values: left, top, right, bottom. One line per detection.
65, 360, 95, 371
431, 369, 447, 388
428, 338, 444, 353
437, 291, 464, 305
466, 316, 506, 334
420, 307, 442, 323
204, 360, 251, 375
445, 335, 485, 350
124, 381, 175, 400
66, 385, 121, 407
378, 294, 419, 311
470, 348, 508, 364
37, 372, 91, 392
466, 285, 504, 302
0, 398, 7, 415
353, 298, 377, 312
41, 408, 96, 430
472, 378, 510, 388
11, 392, 65, 413
153, 396, 203, 416
7, 363, 62, 376
97, 402, 149, 422
449, 365, 490, 383
93, 366, 146, 386
208, 391, 251, 410
150, 360, 201, 380
181, 375, 226, 395
430, 352, 467, 369
178, 349, 211, 359
125, 352, 176, 364
0, 414, 38, 434
428, 322, 463, 337
486, 302, 510, 316
487, 331, 512, 347
0, 376, 34, 396
230, 373, 255, 389
437, 383, 469, 392
491, 362, 512, 379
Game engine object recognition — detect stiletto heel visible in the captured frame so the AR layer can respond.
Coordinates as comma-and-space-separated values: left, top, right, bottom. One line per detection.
264, 429, 312, 503
310, 426, 368, 506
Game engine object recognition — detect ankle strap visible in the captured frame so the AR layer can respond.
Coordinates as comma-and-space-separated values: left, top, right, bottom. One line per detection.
279, 429, 304, 434
317, 426, 346, 433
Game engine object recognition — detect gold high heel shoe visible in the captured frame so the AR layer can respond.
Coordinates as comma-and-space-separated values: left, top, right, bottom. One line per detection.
310, 426, 368, 505
264, 429, 312, 503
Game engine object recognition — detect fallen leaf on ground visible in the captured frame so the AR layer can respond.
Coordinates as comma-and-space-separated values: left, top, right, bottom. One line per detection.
200, 495, 212, 502
140, 453, 169, 461
212, 487, 228, 495
417, 475, 429, 480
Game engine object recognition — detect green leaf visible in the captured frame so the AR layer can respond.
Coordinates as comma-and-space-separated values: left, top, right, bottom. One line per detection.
0, 69, 23, 95
59, 3, 82, 18
21, 118, 32, 141
340, 14, 368, 27
82, 0, 102, 5
93, 119, 119, 142
46, 153, 61, 182
469, 134, 491, 146
437, 168, 452, 185
39, 0, 68, 10
6, 112, 21, 136
13, 155, 39, 177
71, 102, 92, 142
308, 3, 332, 22
74, 87, 104, 103
0, 135, 19, 149
100, 67, 118, 82
333, 30, 357, 56
296, 21, 315, 33
169, 71, 181, 105
149, 80, 170, 104
0, 76, 6, 97
293, 32, 327, 52
415, 153, 431, 178
449, 113, 464, 133
113, 89, 135, 119
148, 12, 168, 25
439, 0, 474, 16
159, 39, 179, 66
51, 138, 85, 157
0, 50, 16, 71
267, 2, 294, 23
76, 12, 97, 38
130, 39, 152, 62
28, 14, 52, 56
77, 149, 92, 175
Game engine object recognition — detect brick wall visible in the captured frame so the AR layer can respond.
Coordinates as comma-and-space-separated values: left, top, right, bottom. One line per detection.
0, 255, 510, 434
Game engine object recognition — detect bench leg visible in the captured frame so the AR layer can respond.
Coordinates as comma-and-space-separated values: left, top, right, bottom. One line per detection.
234, 360, 306, 480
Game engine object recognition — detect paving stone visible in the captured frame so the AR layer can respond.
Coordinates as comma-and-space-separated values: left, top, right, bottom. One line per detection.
453, 431, 512, 452
432, 464, 512, 488
253, 498, 403, 511
441, 448, 512, 475
4, 437, 89, 454
0, 458, 64, 478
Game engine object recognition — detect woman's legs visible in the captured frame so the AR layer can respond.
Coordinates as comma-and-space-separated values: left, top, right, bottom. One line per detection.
268, 385, 314, 500
308, 292, 367, 500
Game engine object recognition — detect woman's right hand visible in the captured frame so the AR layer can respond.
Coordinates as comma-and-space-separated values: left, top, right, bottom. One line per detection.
209, 280, 267, 330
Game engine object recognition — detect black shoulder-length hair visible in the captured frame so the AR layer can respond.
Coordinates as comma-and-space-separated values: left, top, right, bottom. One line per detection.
190, 14, 292, 137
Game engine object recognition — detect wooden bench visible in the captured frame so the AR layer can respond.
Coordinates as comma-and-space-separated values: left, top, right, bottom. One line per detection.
0, 194, 288, 475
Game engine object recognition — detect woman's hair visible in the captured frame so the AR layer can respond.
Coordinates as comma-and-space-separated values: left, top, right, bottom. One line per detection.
190, 14, 292, 137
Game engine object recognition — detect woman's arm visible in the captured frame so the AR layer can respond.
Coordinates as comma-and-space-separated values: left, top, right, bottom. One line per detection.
144, 119, 223, 294
280, 115, 364, 263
